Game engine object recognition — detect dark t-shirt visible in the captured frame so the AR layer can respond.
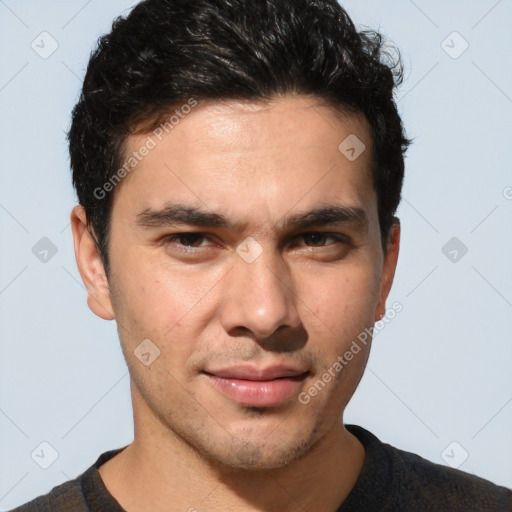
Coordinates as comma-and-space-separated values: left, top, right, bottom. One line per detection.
9, 424, 512, 511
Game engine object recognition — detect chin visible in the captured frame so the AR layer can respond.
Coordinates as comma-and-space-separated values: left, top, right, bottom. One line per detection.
200, 428, 318, 471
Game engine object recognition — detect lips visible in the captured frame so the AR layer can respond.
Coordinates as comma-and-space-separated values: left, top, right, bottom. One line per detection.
202, 365, 309, 407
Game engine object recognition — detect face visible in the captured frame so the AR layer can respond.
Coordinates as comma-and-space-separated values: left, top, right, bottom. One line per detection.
72, 94, 399, 470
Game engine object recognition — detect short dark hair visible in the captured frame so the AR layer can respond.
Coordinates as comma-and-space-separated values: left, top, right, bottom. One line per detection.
68, 0, 411, 279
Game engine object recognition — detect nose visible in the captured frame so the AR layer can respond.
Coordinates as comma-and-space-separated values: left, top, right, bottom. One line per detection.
218, 247, 302, 345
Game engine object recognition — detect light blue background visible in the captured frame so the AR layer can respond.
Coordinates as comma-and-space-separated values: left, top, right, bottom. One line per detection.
1, 0, 511, 508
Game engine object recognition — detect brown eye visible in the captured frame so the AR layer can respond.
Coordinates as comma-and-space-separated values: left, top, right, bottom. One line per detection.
299, 232, 348, 247
161, 233, 215, 253
171, 233, 206, 247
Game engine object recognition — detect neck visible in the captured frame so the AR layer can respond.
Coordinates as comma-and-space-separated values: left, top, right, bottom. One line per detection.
99, 394, 364, 512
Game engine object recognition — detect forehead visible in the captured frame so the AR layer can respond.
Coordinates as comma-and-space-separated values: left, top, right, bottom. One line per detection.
129, 95, 372, 165
113, 95, 377, 233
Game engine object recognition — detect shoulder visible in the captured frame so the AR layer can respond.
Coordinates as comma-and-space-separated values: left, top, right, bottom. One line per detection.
7, 474, 87, 512
346, 424, 512, 512
6, 447, 127, 512
389, 440, 512, 511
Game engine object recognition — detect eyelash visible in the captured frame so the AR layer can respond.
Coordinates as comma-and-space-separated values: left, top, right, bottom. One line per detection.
160, 232, 351, 253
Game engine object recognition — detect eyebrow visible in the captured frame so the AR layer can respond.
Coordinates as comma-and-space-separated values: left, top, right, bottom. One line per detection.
135, 203, 368, 233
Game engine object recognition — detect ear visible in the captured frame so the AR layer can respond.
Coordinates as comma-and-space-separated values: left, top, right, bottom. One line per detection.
70, 205, 115, 320
374, 219, 400, 322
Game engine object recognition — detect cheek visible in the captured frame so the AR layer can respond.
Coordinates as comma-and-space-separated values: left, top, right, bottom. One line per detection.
112, 251, 223, 346
299, 263, 379, 343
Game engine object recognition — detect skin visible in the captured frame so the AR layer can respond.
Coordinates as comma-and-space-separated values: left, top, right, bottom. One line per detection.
71, 94, 400, 512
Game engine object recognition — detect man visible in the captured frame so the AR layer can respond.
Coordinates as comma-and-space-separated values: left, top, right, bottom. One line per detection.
10, 0, 511, 510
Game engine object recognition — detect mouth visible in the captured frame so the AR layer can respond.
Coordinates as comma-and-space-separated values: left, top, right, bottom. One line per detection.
201, 366, 310, 407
